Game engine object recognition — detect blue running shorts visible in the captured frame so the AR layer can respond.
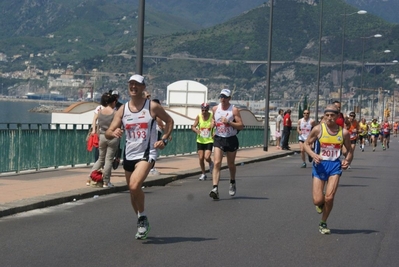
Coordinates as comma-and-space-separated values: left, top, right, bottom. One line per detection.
312, 160, 342, 181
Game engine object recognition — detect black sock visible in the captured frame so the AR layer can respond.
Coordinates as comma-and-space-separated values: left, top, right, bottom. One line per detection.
213, 185, 218, 189
230, 180, 235, 184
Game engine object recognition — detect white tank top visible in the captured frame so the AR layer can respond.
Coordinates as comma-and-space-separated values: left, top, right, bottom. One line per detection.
122, 100, 158, 161
298, 118, 313, 141
214, 103, 237, 138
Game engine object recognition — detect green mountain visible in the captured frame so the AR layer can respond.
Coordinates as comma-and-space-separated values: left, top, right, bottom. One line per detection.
136, 0, 395, 62
0, 0, 199, 67
114, 0, 399, 105
145, 0, 267, 27
1, 0, 399, 112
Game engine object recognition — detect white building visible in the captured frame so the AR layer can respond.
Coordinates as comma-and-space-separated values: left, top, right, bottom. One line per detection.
51, 80, 265, 129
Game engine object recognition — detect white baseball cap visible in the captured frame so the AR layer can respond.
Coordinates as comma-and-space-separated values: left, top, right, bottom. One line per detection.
219, 88, 231, 97
128, 74, 145, 84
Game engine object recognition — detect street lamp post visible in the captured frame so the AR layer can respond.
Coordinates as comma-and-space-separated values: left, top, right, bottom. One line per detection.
382, 50, 391, 119
263, 0, 274, 152
339, 8, 367, 105
372, 49, 391, 119
136, 0, 145, 75
359, 34, 382, 120
392, 60, 398, 123
315, 0, 324, 123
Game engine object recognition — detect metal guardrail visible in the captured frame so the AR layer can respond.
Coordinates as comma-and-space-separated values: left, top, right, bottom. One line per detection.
0, 123, 298, 174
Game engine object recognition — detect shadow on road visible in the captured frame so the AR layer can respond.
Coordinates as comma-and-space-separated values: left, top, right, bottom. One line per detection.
339, 184, 368, 187
332, 229, 378, 235
348, 176, 378, 180
143, 236, 217, 244
219, 196, 269, 201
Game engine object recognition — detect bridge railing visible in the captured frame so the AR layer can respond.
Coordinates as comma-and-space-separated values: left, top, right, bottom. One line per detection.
0, 123, 298, 174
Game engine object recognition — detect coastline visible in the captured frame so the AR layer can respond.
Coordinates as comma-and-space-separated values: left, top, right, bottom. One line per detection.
0, 97, 81, 113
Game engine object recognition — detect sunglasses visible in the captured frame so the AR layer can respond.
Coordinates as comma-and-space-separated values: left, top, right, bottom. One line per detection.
219, 95, 229, 99
303, 112, 309, 114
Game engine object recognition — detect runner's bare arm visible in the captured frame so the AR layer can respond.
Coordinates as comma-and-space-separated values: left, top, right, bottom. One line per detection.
303, 125, 322, 164
230, 107, 244, 130
151, 103, 174, 148
297, 120, 301, 134
341, 129, 353, 169
105, 106, 124, 139
191, 115, 200, 134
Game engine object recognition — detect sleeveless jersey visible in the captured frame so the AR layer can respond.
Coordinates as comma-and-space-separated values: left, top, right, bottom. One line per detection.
214, 103, 237, 138
348, 120, 358, 140
370, 122, 380, 134
196, 112, 214, 144
122, 100, 158, 161
298, 118, 313, 141
97, 110, 115, 134
359, 122, 368, 136
315, 123, 344, 161
382, 122, 390, 133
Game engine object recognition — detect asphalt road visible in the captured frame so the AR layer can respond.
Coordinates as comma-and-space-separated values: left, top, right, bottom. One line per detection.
1, 140, 398, 267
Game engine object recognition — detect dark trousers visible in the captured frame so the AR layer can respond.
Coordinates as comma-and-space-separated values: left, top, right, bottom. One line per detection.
282, 126, 291, 149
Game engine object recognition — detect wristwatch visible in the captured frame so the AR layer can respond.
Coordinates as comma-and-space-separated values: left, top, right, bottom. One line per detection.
162, 139, 168, 146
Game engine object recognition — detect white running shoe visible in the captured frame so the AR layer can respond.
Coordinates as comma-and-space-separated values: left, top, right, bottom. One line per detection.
199, 174, 207, 181
229, 183, 236, 196
209, 187, 219, 200
149, 168, 160, 175
103, 182, 114, 188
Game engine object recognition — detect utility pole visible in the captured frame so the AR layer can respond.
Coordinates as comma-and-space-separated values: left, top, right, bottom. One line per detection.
136, 0, 145, 75
263, 0, 274, 152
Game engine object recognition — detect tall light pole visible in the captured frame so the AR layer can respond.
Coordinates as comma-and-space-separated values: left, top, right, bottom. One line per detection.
393, 60, 398, 123
339, 8, 367, 106
381, 50, 391, 119
136, 0, 145, 75
359, 34, 382, 120
372, 49, 391, 119
263, 0, 274, 152
315, 0, 324, 123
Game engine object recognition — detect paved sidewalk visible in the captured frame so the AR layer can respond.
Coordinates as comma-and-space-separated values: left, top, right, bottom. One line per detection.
0, 144, 300, 218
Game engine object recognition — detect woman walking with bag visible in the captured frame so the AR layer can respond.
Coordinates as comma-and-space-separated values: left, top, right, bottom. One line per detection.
88, 92, 120, 187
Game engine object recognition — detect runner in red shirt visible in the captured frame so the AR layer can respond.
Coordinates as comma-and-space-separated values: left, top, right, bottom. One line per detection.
282, 109, 292, 150
381, 117, 391, 150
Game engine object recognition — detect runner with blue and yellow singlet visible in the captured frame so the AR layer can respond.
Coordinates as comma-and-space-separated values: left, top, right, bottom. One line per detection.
370, 118, 380, 152
191, 103, 214, 181
303, 104, 353, 235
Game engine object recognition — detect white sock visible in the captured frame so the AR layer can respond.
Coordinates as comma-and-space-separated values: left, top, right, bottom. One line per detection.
138, 211, 146, 218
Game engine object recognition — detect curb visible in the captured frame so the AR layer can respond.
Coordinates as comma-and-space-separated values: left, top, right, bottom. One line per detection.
0, 150, 297, 218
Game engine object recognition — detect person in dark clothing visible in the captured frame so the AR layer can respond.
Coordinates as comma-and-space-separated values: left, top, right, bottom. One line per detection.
282, 109, 292, 150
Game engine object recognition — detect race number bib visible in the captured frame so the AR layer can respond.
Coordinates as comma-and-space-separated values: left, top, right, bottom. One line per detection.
320, 143, 341, 161
216, 122, 231, 135
125, 123, 148, 141
200, 127, 211, 138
